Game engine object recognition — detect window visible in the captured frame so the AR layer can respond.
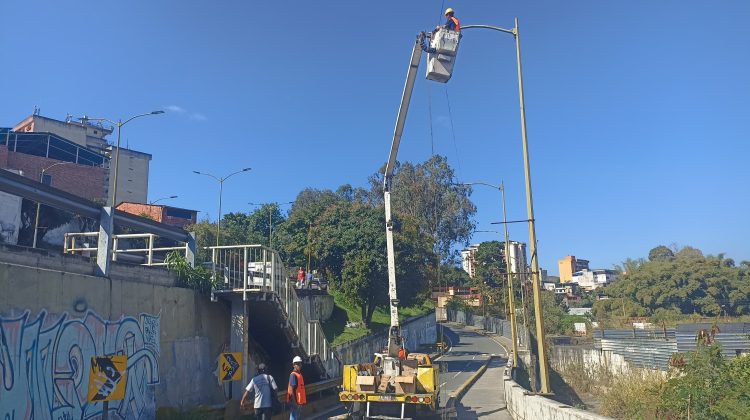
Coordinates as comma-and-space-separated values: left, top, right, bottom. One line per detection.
42, 174, 52, 186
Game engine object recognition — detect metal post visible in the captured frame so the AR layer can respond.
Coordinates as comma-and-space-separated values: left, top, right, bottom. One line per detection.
111, 122, 122, 207
501, 183, 520, 369
216, 181, 223, 247
112, 237, 119, 261
147, 234, 154, 265
32, 201, 42, 248
514, 18, 550, 394
186, 232, 196, 267
96, 207, 114, 277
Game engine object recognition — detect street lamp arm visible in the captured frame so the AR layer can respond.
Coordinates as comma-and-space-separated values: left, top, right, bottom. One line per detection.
193, 171, 222, 183
223, 168, 252, 182
461, 24, 515, 35
459, 181, 502, 190
122, 111, 164, 126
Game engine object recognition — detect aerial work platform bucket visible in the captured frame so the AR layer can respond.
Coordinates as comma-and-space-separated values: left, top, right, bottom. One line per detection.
426, 29, 461, 83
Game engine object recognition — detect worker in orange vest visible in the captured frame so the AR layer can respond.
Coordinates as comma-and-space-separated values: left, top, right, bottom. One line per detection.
287, 356, 307, 419
398, 345, 408, 360
444, 7, 460, 32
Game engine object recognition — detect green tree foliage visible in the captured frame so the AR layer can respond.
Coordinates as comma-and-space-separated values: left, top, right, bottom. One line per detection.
658, 343, 750, 419
370, 155, 476, 263
648, 245, 675, 262
600, 245, 750, 317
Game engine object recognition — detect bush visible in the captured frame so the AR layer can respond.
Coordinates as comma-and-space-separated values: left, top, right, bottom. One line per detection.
165, 252, 216, 293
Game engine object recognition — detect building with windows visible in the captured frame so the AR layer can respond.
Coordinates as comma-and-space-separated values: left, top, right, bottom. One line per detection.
570, 269, 619, 291
12, 113, 152, 205
116, 202, 197, 228
461, 244, 480, 278
0, 128, 108, 201
558, 255, 590, 283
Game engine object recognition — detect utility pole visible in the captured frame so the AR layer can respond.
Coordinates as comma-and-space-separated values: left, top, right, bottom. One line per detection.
33, 162, 72, 248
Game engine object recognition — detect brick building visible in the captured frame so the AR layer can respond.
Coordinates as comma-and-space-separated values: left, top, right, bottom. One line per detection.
0, 129, 108, 202
116, 202, 197, 228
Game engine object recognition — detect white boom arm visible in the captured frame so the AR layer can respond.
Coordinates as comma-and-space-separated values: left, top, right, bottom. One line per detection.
384, 34, 425, 357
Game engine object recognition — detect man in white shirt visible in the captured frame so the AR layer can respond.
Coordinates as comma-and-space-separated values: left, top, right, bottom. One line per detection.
240, 363, 278, 420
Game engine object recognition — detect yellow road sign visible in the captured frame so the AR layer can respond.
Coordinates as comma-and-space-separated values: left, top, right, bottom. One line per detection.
87, 355, 128, 402
220, 352, 242, 381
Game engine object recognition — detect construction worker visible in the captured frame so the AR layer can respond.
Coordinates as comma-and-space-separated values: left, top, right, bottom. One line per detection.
398, 345, 407, 360
287, 356, 307, 420
444, 7, 460, 32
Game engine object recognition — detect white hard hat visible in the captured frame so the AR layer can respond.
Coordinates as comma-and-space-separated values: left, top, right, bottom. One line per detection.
293, 356, 303, 364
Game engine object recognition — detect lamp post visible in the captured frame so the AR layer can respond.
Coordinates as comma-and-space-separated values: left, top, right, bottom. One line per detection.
150, 195, 178, 205
459, 19, 551, 393
461, 183, 521, 369
193, 168, 252, 246
33, 161, 73, 248
82, 110, 165, 208
249, 201, 293, 247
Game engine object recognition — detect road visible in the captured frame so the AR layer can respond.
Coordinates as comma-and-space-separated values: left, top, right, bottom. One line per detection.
311, 323, 511, 419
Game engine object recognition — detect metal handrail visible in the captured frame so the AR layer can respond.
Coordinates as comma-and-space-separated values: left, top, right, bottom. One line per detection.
64, 232, 189, 266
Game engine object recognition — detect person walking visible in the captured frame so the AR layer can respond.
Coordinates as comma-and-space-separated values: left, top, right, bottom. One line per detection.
240, 363, 278, 420
287, 356, 307, 420
297, 267, 305, 288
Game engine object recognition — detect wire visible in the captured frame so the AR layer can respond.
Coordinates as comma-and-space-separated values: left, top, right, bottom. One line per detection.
427, 83, 435, 156
444, 87, 463, 178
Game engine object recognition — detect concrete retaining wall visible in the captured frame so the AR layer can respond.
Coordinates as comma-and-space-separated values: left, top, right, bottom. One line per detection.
551, 345, 631, 376
503, 374, 610, 420
323, 313, 437, 378
0, 257, 231, 420
297, 292, 334, 321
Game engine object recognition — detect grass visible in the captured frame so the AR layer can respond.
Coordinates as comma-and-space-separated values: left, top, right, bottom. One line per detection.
322, 293, 434, 346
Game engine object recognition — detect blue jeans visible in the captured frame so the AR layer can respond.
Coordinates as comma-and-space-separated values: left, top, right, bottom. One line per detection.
289, 403, 302, 420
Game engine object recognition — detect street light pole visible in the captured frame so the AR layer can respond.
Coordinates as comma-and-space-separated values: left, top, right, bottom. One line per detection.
194, 168, 252, 246
82, 111, 165, 208
150, 195, 178, 205
500, 182, 520, 369
249, 202, 293, 247
33, 161, 73, 248
462, 183, 521, 370
460, 19, 552, 394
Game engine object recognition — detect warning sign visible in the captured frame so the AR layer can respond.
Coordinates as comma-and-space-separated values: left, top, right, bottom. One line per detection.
220, 352, 242, 381
87, 355, 128, 402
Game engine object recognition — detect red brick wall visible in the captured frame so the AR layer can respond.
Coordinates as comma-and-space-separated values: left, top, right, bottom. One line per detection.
0, 146, 107, 202
116, 203, 164, 222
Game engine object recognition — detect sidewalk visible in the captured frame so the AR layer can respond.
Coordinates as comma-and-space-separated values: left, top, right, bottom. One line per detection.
455, 357, 512, 419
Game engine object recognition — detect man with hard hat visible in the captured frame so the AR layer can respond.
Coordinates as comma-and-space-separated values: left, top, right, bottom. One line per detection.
444, 7, 460, 32
287, 356, 307, 420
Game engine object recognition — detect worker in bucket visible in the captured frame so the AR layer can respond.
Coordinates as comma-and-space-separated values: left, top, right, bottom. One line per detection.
444, 7, 460, 32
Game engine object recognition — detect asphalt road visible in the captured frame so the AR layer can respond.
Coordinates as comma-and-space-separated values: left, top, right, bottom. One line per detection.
434, 324, 507, 407
310, 323, 508, 419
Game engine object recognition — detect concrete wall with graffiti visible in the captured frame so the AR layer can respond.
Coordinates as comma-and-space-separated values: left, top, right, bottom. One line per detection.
0, 259, 231, 419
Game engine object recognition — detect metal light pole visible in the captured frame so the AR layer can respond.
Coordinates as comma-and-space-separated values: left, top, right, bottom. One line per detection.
33, 161, 73, 248
194, 168, 252, 246
460, 20, 550, 393
82, 111, 164, 207
249, 201, 293, 247
462, 182, 521, 369
150, 195, 178, 205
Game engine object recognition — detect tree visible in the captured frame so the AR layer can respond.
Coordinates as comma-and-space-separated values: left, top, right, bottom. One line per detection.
648, 245, 674, 262
369, 155, 476, 264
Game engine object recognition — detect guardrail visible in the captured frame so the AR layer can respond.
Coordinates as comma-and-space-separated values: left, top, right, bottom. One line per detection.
64, 232, 190, 266
208, 245, 332, 367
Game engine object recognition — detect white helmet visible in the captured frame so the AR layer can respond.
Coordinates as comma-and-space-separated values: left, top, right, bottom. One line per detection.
293, 356, 303, 364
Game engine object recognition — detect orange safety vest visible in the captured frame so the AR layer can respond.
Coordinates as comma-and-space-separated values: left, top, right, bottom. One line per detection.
287, 371, 307, 405
398, 348, 406, 360
450, 16, 461, 32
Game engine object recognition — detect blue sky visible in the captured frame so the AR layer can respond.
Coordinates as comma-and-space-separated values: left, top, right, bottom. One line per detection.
2, 1, 748, 274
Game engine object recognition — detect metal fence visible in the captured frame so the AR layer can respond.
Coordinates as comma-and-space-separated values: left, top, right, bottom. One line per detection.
597, 338, 677, 371
207, 245, 331, 366
676, 323, 750, 358
446, 309, 529, 348
64, 232, 190, 266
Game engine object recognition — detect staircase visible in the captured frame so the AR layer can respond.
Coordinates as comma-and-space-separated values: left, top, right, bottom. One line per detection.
207, 245, 333, 378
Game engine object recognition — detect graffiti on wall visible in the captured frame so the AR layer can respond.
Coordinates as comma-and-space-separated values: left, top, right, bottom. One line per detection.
0, 310, 160, 420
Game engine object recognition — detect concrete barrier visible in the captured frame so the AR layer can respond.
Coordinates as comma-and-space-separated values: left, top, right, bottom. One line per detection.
503, 374, 611, 420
